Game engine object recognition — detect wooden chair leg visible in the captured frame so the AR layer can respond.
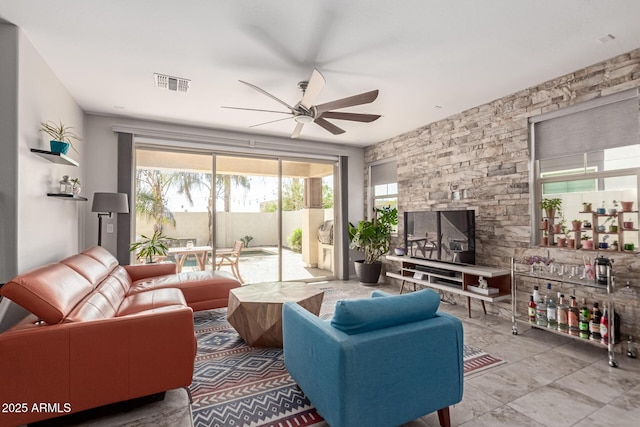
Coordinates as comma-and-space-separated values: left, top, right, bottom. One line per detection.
481, 300, 487, 314
400, 280, 406, 294
437, 406, 451, 427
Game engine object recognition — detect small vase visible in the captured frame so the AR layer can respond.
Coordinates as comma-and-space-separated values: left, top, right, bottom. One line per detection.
72, 183, 81, 195
609, 225, 618, 232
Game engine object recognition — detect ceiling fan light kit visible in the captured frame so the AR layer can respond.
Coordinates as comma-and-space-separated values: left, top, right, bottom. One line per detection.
225, 69, 380, 138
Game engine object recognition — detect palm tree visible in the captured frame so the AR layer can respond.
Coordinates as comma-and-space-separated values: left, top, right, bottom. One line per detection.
135, 169, 210, 234
216, 174, 251, 212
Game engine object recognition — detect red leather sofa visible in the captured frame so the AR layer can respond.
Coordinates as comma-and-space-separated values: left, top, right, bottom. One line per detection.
0, 246, 240, 426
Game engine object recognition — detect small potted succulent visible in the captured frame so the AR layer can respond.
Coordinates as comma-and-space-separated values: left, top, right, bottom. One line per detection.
40, 120, 80, 155
582, 202, 593, 212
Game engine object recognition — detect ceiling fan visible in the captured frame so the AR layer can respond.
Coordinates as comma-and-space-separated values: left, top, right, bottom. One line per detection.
223, 69, 380, 138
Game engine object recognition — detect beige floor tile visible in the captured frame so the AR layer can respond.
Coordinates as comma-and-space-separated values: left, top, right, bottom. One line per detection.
457, 405, 545, 427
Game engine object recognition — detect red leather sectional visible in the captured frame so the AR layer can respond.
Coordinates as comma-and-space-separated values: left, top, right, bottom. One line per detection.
0, 246, 240, 426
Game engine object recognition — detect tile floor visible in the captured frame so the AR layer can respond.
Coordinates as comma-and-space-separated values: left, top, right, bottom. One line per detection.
42, 279, 640, 427
376, 282, 640, 427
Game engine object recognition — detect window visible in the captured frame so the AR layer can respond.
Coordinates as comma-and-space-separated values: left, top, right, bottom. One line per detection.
531, 89, 640, 247
370, 159, 398, 232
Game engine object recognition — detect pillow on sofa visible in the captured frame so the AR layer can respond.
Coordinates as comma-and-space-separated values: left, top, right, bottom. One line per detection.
330, 289, 441, 335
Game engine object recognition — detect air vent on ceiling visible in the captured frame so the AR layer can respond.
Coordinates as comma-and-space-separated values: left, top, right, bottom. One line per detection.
154, 73, 190, 93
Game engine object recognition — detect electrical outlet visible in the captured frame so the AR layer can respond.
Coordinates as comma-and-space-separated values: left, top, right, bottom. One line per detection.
106, 224, 114, 233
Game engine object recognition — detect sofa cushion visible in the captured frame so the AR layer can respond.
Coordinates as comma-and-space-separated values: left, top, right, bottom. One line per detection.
117, 288, 188, 317
330, 289, 441, 335
1, 263, 95, 325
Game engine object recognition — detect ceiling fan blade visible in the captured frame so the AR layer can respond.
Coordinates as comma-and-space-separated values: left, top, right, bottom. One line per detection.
314, 117, 345, 135
291, 123, 305, 139
300, 69, 326, 110
249, 116, 293, 128
222, 106, 292, 115
319, 111, 381, 122
239, 80, 295, 111
315, 90, 379, 115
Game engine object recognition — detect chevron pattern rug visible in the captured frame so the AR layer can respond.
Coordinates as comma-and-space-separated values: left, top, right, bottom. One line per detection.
189, 287, 504, 427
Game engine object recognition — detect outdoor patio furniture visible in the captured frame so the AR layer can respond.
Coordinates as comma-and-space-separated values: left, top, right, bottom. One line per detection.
215, 240, 244, 283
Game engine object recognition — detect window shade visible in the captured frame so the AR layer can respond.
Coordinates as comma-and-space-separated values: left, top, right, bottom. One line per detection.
371, 160, 397, 186
533, 91, 639, 161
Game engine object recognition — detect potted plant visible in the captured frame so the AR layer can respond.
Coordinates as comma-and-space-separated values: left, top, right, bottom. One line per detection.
70, 178, 81, 195
582, 202, 593, 212
609, 200, 619, 215
540, 230, 549, 246
40, 120, 80, 155
129, 230, 174, 264
581, 234, 594, 250
540, 197, 562, 219
571, 219, 582, 231
348, 206, 398, 284
621, 201, 634, 212
611, 240, 619, 251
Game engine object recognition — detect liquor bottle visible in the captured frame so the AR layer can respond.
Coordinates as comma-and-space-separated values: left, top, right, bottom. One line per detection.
579, 299, 590, 339
568, 296, 580, 336
547, 297, 557, 329
557, 294, 569, 332
528, 295, 537, 323
536, 296, 548, 327
532, 286, 542, 304
600, 305, 609, 345
589, 302, 602, 342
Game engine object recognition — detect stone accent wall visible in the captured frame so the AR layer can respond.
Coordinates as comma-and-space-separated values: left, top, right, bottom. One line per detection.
365, 48, 640, 340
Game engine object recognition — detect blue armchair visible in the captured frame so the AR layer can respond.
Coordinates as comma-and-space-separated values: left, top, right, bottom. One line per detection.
282, 289, 463, 427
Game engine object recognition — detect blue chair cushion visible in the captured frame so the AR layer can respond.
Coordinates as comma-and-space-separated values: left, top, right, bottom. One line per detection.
330, 289, 441, 335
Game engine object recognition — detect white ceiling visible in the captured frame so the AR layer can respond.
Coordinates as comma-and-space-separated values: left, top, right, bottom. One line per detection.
2, 0, 640, 147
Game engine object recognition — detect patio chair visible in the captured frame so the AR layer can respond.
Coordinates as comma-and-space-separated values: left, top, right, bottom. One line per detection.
215, 240, 244, 283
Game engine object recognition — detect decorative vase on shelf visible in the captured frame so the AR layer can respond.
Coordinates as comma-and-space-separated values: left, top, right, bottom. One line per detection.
50, 140, 70, 155
59, 175, 73, 194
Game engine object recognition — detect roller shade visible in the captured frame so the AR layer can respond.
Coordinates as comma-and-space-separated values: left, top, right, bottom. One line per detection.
533, 90, 639, 161
371, 160, 397, 186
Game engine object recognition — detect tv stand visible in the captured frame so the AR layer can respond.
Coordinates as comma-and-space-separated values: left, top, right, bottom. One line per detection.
386, 255, 511, 317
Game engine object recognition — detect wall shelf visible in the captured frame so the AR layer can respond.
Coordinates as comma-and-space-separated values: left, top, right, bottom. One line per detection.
47, 193, 87, 201
30, 148, 78, 167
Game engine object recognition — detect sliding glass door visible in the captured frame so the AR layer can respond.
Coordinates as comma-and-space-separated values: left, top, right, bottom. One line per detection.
134, 147, 336, 282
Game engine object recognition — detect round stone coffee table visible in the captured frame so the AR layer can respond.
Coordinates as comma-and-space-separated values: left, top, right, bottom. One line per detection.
227, 282, 324, 348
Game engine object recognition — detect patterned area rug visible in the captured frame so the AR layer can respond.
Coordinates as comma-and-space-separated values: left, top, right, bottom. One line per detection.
189, 287, 504, 427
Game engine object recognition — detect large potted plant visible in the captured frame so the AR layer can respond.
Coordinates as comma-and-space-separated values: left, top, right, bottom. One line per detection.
40, 120, 80, 155
348, 206, 398, 284
129, 230, 174, 264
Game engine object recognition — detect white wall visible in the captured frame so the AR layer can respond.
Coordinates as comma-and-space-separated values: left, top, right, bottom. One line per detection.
17, 29, 85, 272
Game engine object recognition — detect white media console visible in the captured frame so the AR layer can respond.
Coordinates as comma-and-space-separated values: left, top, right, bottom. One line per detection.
386, 255, 511, 317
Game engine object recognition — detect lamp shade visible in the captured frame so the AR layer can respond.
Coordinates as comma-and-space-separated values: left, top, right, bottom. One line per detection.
91, 192, 129, 213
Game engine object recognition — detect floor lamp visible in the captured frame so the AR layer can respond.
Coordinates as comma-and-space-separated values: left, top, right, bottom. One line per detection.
91, 192, 129, 246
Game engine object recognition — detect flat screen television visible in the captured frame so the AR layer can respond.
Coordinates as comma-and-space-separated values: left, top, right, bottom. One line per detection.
404, 209, 476, 265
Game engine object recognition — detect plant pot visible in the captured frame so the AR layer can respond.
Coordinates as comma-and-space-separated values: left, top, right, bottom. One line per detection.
608, 208, 617, 215
609, 225, 618, 232
540, 220, 548, 230
599, 242, 609, 249
540, 237, 549, 246
597, 208, 606, 215
394, 248, 405, 256
571, 221, 582, 231
354, 260, 382, 284
624, 243, 635, 251
583, 203, 592, 212
557, 238, 567, 247
50, 140, 70, 154
544, 209, 555, 220
621, 201, 634, 212
623, 221, 634, 229
597, 225, 605, 232
611, 244, 619, 251
567, 238, 576, 249
552, 223, 562, 234
581, 240, 594, 250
